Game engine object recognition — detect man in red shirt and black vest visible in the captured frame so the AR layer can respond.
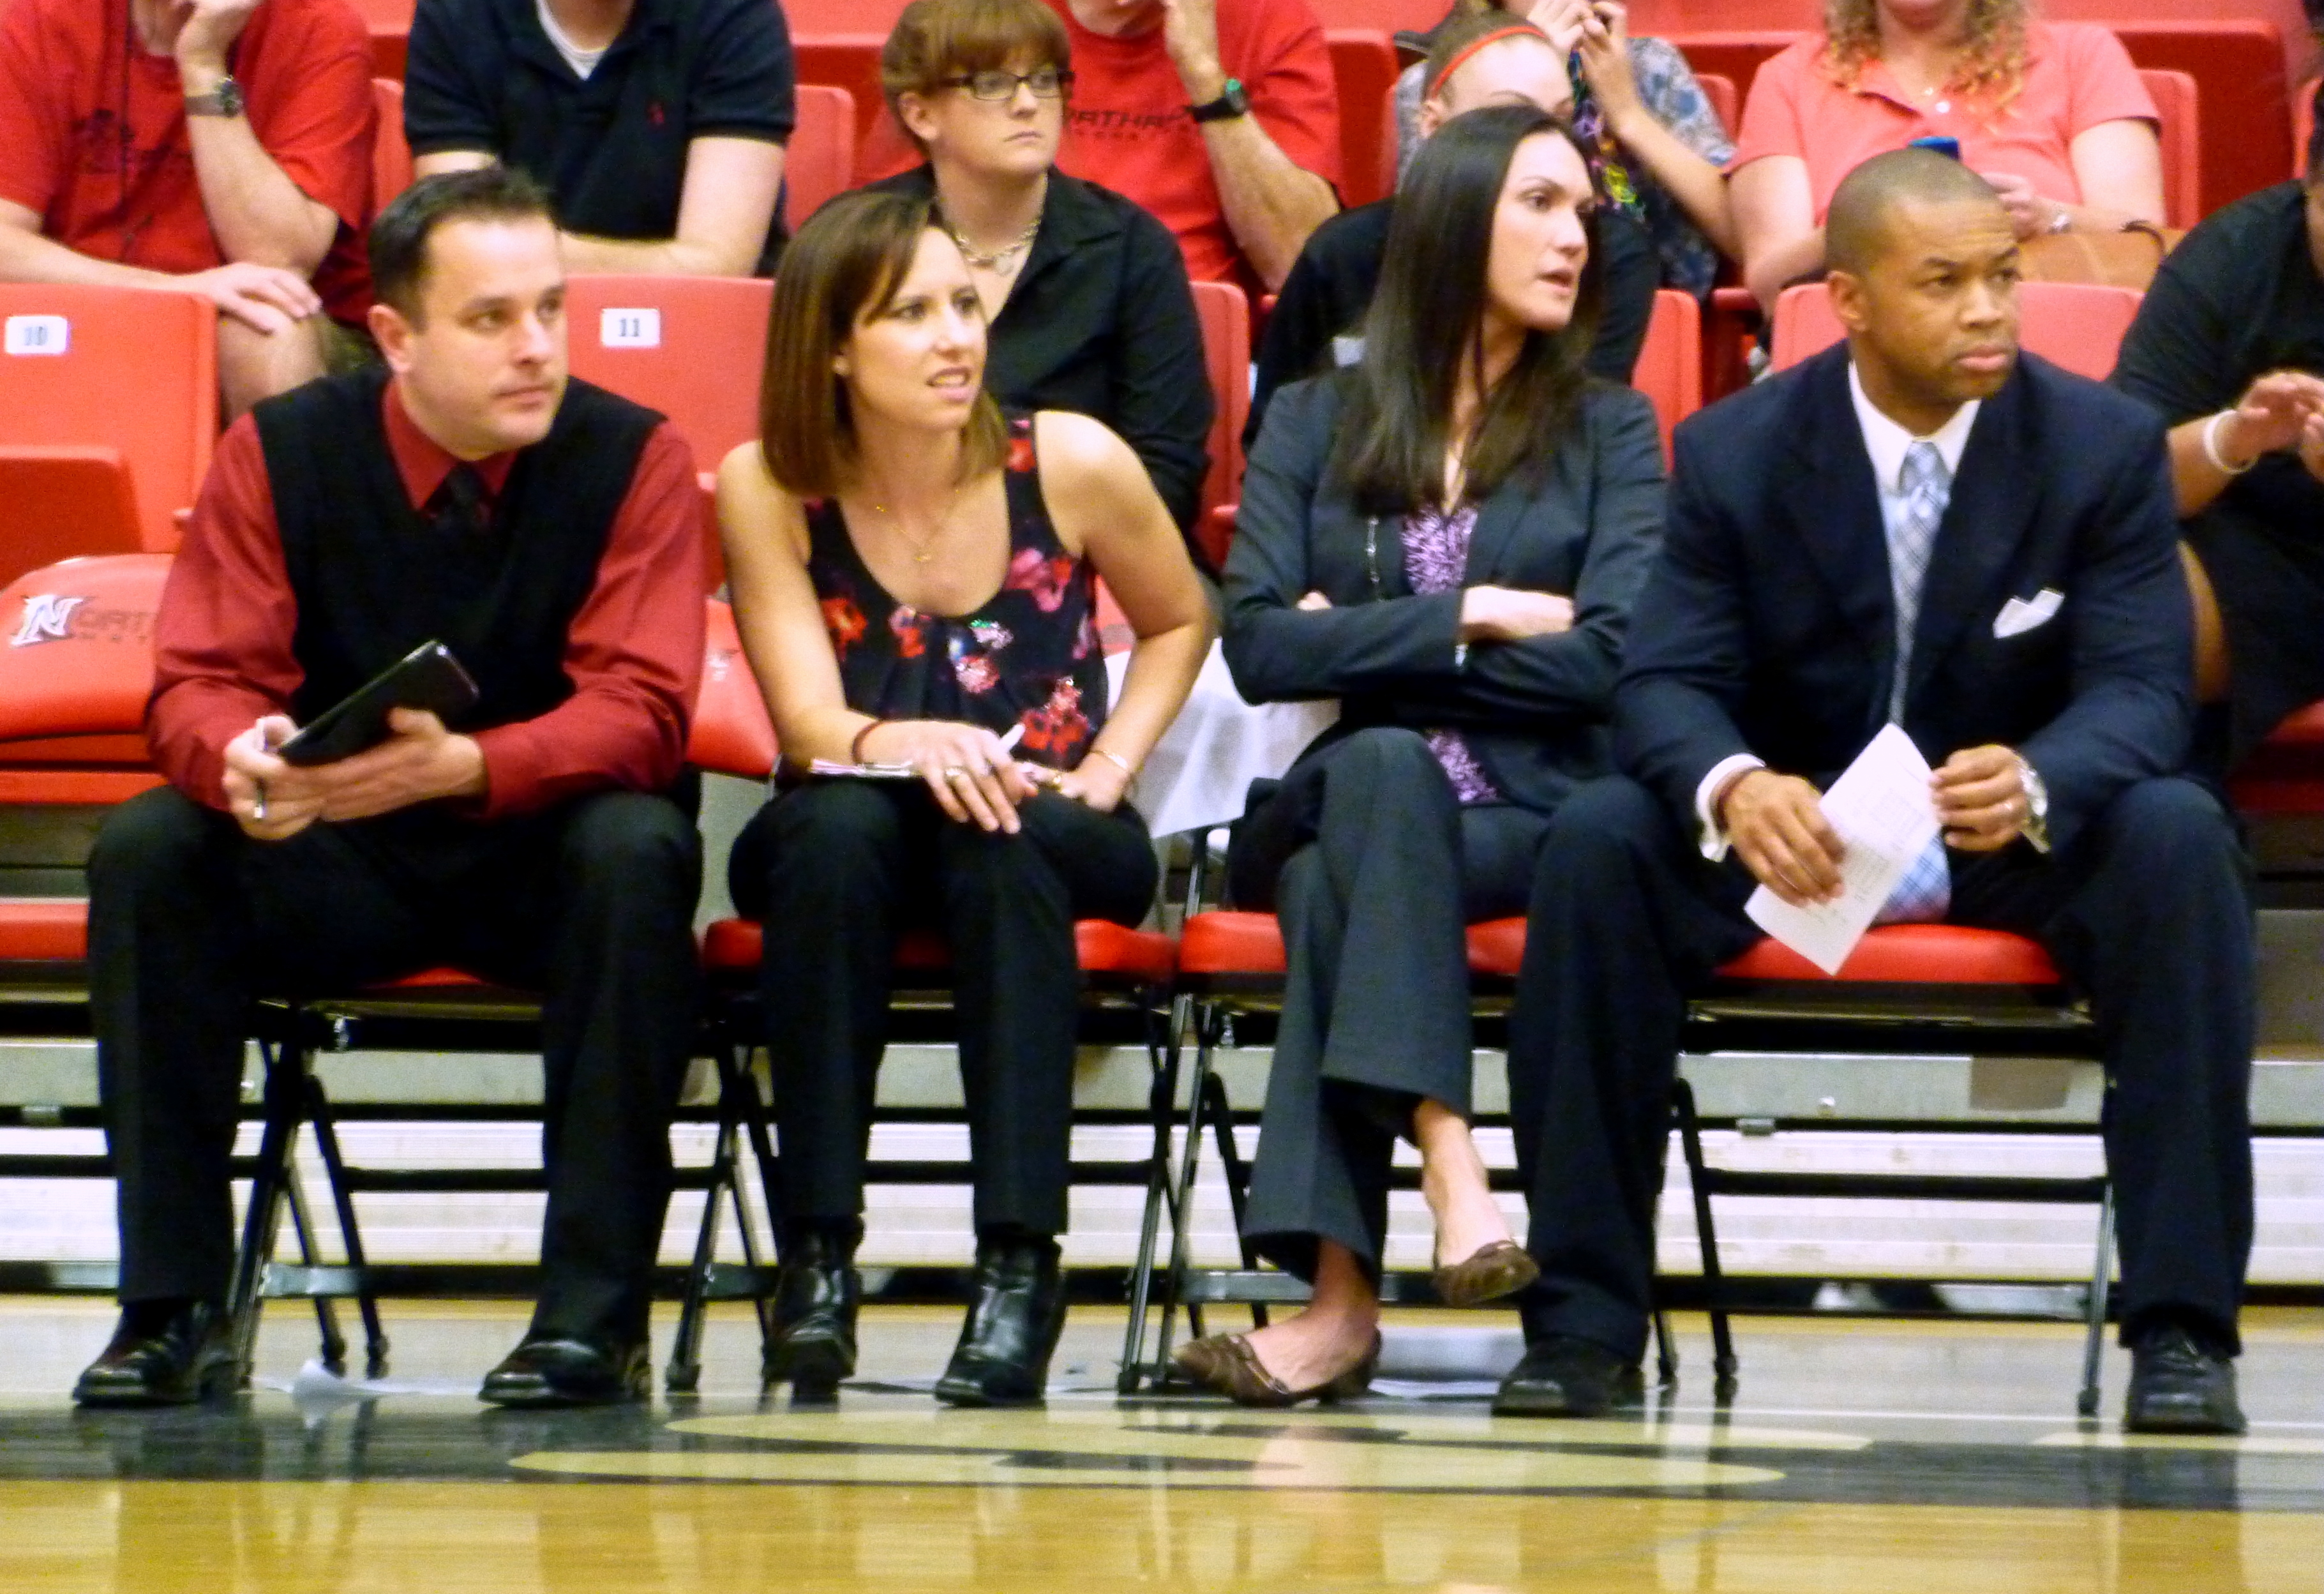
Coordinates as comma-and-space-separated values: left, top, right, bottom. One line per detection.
74, 168, 707, 1410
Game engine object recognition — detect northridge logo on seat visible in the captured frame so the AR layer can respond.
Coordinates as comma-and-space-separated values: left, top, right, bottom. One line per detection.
10, 595, 86, 648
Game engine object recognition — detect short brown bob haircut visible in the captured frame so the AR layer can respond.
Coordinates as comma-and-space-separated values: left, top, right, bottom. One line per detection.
757, 189, 1008, 500
880, 0, 1071, 151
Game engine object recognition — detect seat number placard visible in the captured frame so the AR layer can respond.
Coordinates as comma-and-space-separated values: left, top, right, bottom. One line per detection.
3, 315, 70, 356
599, 308, 661, 349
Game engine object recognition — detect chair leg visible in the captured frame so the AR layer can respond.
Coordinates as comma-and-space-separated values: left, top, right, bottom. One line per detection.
716, 1044, 774, 1344
2077, 1182, 2116, 1418
1153, 998, 1224, 1377
1671, 1078, 1736, 1388
1651, 1307, 1679, 1388
227, 1033, 305, 1386
728, 1039, 786, 1365
282, 1168, 348, 1375
1120, 989, 1188, 1395
667, 1089, 740, 1394
303, 1074, 387, 1380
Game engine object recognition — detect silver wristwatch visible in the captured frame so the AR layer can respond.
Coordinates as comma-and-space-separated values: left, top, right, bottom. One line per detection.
2016, 755, 2051, 852
186, 77, 246, 118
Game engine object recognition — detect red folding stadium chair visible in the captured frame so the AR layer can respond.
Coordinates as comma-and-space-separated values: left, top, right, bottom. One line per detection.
796, 35, 887, 150
2106, 18, 2287, 219
1696, 71, 1737, 140
221, 599, 786, 1390
1143, 899, 2113, 1411
350, 0, 410, 79
1769, 280, 2142, 380
372, 78, 414, 210
2230, 702, 2324, 820
1634, 289, 1704, 465
787, 84, 858, 227
1328, 31, 1399, 209
1190, 280, 1252, 571
0, 450, 146, 592
0, 285, 218, 559
2138, 68, 2200, 232
563, 274, 776, 590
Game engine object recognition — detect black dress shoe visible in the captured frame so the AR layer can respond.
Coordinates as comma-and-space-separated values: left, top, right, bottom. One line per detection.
73, 1301, 237, 1408
763, 1226, 861, 1397
933, 1232, 1067, 1408
479, 1333, 650, 1408
1492, 1334, 1646, 1418
2125, 1323, 2246, 1435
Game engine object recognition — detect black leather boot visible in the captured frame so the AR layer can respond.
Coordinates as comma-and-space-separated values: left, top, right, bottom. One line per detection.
933, 1231, 1066, 1408
73, 1300, 237, 1408
763, 1221, 862, 1398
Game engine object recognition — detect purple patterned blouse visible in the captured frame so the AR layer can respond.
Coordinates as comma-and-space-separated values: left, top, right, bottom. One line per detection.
1403, 504, 1501, 806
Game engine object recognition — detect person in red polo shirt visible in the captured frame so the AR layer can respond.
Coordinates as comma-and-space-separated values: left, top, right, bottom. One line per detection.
0, 0, 376, 417
1049, 0, 1340, 293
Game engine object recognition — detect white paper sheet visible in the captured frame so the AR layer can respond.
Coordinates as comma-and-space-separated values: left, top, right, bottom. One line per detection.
1106, 642, 1338, 838
1743, 723, 1940, 975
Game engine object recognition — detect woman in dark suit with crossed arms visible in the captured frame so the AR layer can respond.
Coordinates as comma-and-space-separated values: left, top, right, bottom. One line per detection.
1173, 103, 1665, 1405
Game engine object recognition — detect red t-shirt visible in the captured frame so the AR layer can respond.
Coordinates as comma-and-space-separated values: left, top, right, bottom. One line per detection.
0, 0, 375, 322
1049, 0, 1340, 287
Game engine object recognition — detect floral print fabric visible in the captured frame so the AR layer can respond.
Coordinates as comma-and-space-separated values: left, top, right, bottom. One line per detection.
1402, 503, 1501, 806
806, 416, 1106, 770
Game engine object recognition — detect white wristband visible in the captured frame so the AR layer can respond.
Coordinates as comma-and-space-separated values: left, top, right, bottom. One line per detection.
2202, 410, 2256, 476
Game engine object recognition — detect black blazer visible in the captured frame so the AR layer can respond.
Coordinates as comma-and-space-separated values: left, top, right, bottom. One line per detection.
1616, 343, 2193, 856
1222, 373, 1667, 815
866, 165, 1212, 535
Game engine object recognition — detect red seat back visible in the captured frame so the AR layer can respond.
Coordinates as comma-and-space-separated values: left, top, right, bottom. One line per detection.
2137, 67, 2200, 230
1769, 280, 2140, 380
1634, 290, 1704, 465
1189, 280, 1251, 571
0, 448, 144, 591
0, 554, 170, 801
796, 35, 887, 149
1696, 71, 1737, 140
787, 84, 858, 228
688, 598, 777, 779
1329, 30, 1399, 209
0, 285, 216, 555
373, 77, 413, 211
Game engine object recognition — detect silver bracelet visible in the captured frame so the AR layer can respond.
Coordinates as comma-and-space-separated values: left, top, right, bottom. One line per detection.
2201, 410, 2256, 476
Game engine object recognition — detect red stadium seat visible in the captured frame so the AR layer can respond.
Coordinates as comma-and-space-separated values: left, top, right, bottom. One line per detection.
372, 78, 414, 211
2137, 68, 2200, 230
1328, 30, 1399, 209
796, 35, 887, 149
689, 598, 778, 780
1696, 71, 1737, 140
0, 285, 217, 557
0, 449, 144, 592
1189, 279, 1252, 571
2297, 75, 2316, 181
2230, 701, 2324, 817
2108, 19, 2288, 219
562, 274, 776, 590
787, 84, 858, 227
1634, 289, 1705, 464
1769, 280, 2142, 380
352, 0, 410, 80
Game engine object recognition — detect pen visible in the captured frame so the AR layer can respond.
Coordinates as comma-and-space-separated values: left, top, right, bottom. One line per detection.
252, 724, 276, 820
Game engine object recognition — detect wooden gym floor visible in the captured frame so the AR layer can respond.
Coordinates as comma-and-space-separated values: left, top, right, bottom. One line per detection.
0, 1298, 2318, 1591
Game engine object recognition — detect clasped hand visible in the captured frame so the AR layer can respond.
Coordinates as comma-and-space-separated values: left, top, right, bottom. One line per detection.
1718, 744, 2032, 907
2222, 371, 2324, 479
221, 709, 487, 841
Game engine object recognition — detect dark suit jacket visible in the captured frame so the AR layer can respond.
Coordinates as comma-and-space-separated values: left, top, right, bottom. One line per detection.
1222, 372, 1667, 816
1616, 343, 2193, 857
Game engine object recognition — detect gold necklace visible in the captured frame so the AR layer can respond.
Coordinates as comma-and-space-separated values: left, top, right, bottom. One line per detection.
869, 479, 968, 564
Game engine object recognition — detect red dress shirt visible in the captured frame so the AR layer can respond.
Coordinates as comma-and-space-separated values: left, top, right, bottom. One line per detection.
148, 381, 705, 819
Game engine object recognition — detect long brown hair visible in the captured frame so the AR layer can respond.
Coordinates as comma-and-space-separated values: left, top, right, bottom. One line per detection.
756, 190, 1007, 500
1336, 106, 1602, 517
1820, 0, 2032, 119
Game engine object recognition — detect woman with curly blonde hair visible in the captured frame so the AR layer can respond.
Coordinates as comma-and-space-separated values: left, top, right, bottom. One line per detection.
1729, 0, 2163, 309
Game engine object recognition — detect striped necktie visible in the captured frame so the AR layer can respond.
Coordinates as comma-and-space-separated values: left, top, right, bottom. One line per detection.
1877, 440, 1952, 924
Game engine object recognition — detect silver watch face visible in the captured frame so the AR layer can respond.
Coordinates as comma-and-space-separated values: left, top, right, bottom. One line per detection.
191, 77, 244, 116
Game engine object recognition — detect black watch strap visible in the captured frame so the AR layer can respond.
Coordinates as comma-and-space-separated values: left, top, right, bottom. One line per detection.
1187, 78, 1249, 124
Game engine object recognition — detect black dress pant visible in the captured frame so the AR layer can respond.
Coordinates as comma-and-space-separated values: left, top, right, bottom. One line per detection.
1508, 774, 2257, 1363
1238, 728, 1554, 1281
730, 781, 1157, 1238
2186, 501, 2324, 767
87, 785, 703, 1341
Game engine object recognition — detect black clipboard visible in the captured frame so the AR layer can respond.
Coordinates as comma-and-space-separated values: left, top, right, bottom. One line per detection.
277, 641, 481, 767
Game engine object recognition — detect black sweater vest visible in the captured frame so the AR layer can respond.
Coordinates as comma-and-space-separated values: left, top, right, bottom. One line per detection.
254, 369, 661, 732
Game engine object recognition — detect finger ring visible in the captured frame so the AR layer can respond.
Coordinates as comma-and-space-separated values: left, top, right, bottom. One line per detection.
942, 765, 967, 779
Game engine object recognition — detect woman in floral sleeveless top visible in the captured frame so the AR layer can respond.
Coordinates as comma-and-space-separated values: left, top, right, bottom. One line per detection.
718, 191, 1208, 1408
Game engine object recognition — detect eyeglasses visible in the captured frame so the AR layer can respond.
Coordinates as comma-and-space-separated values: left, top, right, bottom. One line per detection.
939, 67, 1072, 102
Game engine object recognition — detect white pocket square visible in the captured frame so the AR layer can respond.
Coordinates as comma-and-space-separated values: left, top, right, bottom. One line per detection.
1993, 588, 2064, 638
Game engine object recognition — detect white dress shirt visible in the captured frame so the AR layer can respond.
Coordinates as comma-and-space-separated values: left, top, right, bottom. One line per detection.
1690, 364, 1979, 859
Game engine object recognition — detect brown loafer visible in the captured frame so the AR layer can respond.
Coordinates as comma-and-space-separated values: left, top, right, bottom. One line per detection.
1171, 1331, 1379, 1408
1430, 1240, 1540, 1309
